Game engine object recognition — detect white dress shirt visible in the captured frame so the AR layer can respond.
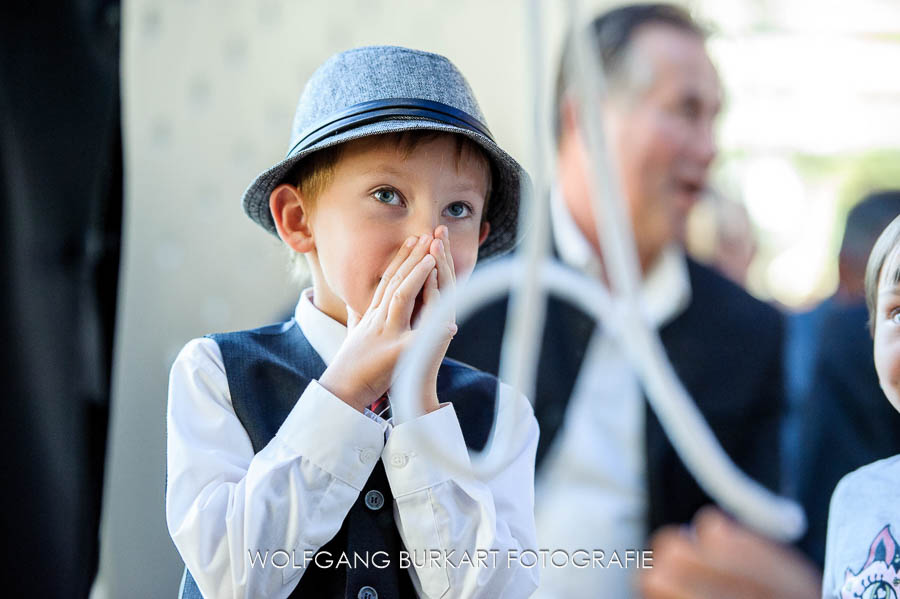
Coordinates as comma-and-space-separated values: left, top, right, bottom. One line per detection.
532, 191, 691, 599
166, 289, 540, 599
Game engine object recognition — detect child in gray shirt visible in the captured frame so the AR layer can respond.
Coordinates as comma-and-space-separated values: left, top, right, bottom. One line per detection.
822, 213, 900, 599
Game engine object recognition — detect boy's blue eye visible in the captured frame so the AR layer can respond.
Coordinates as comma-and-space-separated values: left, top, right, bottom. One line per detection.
374, 189, 400, 205
445, 202, 471, 218
892, 307, 900, 325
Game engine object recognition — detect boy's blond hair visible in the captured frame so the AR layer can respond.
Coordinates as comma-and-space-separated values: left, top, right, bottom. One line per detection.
865, 214, 900, 335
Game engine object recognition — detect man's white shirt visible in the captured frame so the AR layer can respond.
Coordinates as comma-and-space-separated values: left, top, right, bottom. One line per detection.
533, 191, 691, 598
165, 289, 539, 598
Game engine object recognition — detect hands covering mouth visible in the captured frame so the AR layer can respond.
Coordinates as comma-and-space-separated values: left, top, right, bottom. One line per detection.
320, 226, 457, 415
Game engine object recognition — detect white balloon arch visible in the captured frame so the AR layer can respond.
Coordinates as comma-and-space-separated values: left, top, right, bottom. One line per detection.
391, 0, 805, 544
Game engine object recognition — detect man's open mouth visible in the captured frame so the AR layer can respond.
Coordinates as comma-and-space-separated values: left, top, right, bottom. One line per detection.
678, 180, 704, 197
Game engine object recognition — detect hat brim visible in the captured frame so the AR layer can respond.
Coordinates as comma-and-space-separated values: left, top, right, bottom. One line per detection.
241, 117, 529, 260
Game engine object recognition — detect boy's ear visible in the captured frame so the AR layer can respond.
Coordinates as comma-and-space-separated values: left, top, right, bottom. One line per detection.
478, 221, 491, 247
269, 184, 315, 253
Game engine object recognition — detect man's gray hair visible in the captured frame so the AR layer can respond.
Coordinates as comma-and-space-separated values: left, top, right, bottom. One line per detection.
553, 3, 707, 139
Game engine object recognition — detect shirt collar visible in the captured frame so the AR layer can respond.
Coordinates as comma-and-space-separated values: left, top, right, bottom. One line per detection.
550, 186, 604, 278
643, 244, 691, 327
295, 288, 346, 366
550, 186, 691, 328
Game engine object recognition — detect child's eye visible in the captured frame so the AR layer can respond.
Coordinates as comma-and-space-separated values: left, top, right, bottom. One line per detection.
891, 307, 900, 325
444, 202, 472, 219
373, 188, 402, 205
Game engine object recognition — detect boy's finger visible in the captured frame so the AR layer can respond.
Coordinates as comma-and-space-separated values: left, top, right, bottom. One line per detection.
436, 225, 455, 281
430, 232, 457, 327
414, 268, 439, 328
424, 268, 438, 303
377, 234, 432, 313
370, 236, 417, 310
431, 237, 455, 291
421, 265, 456, 376
386, 253, 435, 330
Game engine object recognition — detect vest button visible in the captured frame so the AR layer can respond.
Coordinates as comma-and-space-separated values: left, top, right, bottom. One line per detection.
364, 489, 385, 511
358, 585, 378, 599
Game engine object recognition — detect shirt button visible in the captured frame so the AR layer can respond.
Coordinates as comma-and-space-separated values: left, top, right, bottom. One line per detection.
390, 453, 409, 468
364, 490, 385, 511
359, 448, 377, 464
358, 585, 378, 599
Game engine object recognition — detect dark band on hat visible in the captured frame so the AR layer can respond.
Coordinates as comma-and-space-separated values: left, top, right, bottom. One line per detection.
286, 97, 495, 159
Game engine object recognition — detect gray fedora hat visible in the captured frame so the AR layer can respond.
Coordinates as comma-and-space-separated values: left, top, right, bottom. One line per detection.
242, 45, 528, 259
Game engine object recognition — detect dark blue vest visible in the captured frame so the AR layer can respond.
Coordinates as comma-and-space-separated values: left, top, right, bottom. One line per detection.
178, 319, 497, 598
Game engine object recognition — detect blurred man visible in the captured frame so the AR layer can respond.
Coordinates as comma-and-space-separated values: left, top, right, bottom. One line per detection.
450, 4, 785, 596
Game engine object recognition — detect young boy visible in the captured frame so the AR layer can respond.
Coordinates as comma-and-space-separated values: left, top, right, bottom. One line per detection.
822, 213, 900, 598
165, 46, 539, 598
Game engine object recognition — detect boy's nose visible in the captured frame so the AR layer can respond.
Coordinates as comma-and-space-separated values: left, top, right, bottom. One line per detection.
408, 211, 440, 239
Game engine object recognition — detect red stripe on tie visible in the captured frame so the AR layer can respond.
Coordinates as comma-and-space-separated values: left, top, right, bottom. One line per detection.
369, 394, 389, 415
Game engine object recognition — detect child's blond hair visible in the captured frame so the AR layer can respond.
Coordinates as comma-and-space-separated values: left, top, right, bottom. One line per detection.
865, 213, 900, 335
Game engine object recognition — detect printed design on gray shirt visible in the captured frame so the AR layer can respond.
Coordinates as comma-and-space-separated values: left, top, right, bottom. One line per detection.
840, 525, 900, 599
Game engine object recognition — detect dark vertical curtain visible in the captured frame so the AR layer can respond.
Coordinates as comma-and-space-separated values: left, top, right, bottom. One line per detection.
0, 1, 122, 596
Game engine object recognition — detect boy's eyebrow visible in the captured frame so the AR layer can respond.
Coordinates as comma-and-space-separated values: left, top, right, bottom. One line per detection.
362, 164, 407, 177
446, 181, 487, 193
361, 165, 487, 193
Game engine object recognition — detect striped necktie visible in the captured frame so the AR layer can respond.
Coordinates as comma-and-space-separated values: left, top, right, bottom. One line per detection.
369, 394, 391, 421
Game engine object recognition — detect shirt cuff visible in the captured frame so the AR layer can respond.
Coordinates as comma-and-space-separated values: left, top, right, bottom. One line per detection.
274, 379, 386, 490
382, 402, 472, 497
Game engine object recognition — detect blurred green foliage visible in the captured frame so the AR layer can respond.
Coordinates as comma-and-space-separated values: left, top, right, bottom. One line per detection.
793, 149, 900, 253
